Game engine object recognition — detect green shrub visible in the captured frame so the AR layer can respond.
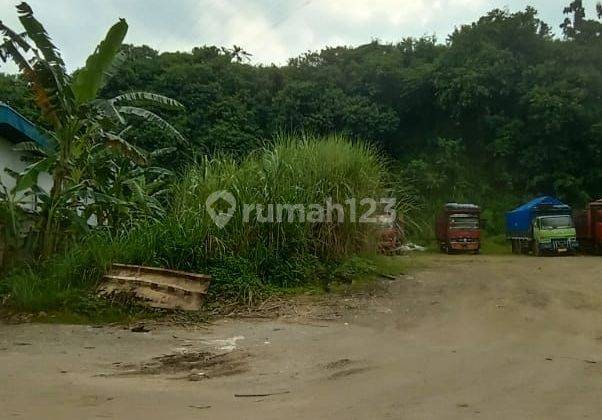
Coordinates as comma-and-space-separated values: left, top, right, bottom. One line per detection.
3, 134, 405, 312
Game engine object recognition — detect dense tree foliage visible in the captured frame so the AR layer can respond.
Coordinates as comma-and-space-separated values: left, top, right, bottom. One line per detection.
2, 2, 601, 215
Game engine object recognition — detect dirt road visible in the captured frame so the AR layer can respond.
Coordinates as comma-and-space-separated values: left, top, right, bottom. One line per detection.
2, 255, 602, 419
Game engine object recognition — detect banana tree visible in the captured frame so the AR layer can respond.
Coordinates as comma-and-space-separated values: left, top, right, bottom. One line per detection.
0, 2, 185, 256
78, 144, 175, 231
0, 176, 38, 264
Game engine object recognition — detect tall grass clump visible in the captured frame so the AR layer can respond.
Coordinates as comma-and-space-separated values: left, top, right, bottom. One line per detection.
3, 134, 402, 311
141, 134, 394, 298
172, 134, 387, 258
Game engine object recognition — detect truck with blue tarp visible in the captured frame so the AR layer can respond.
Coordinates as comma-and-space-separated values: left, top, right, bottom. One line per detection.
506, 196, 578, 256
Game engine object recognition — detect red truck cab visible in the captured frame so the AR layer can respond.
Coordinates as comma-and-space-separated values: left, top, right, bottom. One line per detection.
574, 200, 602, 254
436, 203, 481, 254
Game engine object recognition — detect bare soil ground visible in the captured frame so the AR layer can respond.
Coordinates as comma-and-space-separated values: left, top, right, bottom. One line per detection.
2, 254, 602, 419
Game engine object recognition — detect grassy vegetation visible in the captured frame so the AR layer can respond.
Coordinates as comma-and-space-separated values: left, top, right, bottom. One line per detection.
1, 133, 513, 319
480, 234, 512, 255
1, 135, 404, 315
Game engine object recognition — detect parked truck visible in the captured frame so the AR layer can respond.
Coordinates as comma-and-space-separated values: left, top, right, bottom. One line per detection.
506, 196, 578, 256
574, 200, 602, 254
436, 203, 481, 254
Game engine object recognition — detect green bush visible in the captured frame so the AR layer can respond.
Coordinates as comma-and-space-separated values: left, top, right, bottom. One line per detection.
2, 135, 403, 312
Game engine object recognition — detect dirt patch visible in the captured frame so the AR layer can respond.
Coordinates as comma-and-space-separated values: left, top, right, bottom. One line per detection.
114, 350, 249, 379
321, 358, 373, 379
519, 288, 550, 308
323, 358, 354, 370
328, 366, 372, 380
204, 281, 394, 322
560, 290, 601, 311
4, 255, 602, 419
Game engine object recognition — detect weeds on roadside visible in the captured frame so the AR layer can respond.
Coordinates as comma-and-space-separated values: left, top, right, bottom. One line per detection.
2, 135, 412, 315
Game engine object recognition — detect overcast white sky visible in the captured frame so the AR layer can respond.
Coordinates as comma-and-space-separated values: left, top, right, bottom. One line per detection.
0, 0, 598, 73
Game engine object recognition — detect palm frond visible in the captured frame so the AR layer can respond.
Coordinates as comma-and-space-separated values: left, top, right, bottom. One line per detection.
149, 147, 177, 157
4, 167, 19, 179
0, 37, 32, 72
72, 19, 128, 104
145, 166, 173, 176
102, 131, 148, 164
112, 92, 184, 109
90, 191, 129, 206
117, 105, 187, 142
16, 2, 64, 68
118, 125, 132, 137
30, 60, 68, 122
13, 141, 47, 155
0, 21, 31, 52
14, 3, 73, 120
14, 156, 54, 193
0, 32, 61, 125
91, 98, 126, 125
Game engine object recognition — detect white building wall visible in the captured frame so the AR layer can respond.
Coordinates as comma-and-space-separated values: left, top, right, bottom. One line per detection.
0, 135, 53, 199
0, 135, 27, 191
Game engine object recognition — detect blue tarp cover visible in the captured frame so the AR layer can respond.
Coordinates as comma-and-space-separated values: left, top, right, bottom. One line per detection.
506, 196, 569, 234
0, 102, 48, 147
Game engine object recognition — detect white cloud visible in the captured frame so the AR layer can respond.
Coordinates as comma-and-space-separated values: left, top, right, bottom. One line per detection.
0, 0, 570, 73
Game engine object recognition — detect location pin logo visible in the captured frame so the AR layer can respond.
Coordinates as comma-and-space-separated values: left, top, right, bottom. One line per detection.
205, 190, 236, 228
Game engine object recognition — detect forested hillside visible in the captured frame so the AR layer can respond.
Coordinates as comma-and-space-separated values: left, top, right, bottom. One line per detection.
2, 2, 601, 225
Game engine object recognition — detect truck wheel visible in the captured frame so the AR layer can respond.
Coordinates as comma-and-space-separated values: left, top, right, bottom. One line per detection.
532, 241, 540, 257
511, 240, 517, 254
521, 242, 528, 255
